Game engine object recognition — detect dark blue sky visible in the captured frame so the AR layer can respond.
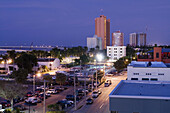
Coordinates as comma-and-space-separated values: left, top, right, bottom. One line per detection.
0, 0, 170, 46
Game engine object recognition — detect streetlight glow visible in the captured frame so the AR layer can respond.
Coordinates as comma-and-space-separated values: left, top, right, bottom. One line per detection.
96, 54, 103, 62
37, 73, 41, 77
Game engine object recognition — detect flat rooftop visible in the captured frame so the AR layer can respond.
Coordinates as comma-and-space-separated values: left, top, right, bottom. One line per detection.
110, 80, 170, 99
129, 61, 167, 68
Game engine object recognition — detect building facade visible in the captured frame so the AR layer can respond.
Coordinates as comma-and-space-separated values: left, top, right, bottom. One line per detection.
112, 31, 124, 46
127, 61, 170, 81
139, 32, 146, 46
95, 15, 110, 49
107, 46, 126, 62
137, 47, 170, 63
109, 80, 170, 113
129, 33, 138, 46
129, 32, 146, 46
87, 35, 102, 50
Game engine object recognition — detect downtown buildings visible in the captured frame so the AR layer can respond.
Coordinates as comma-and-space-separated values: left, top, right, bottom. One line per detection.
87, 35, 102, 50
95, 15, 110, 49
129, 32, 147, 46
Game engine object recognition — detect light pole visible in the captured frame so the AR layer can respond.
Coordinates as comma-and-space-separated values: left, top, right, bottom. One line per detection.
73, 61, 77, 110
33, 75, 35, 93
43, 79, 46, 113
95, 61, 97, 90
95, 54, 104, 90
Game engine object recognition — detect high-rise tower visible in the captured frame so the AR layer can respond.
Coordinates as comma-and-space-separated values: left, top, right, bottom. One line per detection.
112, 31, 124, 46
95, 15, 110, 49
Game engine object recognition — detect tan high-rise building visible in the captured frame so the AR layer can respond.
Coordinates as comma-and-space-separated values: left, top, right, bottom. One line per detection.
95, 15, 110, 49
112, 31, 124, 46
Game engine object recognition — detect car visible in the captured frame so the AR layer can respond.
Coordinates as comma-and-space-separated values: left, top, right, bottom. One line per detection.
66, 95, 74, 101
14, 104, 27, 111
86, 98, 93, 104
47, 89, 57, 94
106, 80, 112, 85
92, 91, 99, 98
0, 101, 11, 109
25, 97, 41, 104
0, 104, 5, 112
26, 92, 33, 97
104, 82, 110, 87
38, 93, 48, 100
57, 100, 73, 108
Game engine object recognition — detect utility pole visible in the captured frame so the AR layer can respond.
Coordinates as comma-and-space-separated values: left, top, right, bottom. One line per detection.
43, 80, 46, 113
73, 62, 77, 110
33, 75, 35, 93
96, 60, 98, 90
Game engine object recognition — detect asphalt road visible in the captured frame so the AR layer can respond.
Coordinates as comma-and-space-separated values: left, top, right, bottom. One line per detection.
73, 74, 127, 113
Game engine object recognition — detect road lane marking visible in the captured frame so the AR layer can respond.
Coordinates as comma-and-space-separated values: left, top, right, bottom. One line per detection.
100, 103, 104, 109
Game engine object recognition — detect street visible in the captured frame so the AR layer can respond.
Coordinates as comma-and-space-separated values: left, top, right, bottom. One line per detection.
71, 74, 127, 113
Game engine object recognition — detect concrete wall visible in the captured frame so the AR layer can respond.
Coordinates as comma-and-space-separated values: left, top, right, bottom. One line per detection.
110, 97, 170, 113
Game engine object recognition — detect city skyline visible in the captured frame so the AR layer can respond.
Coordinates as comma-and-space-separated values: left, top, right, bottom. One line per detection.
0, 0, 170, 46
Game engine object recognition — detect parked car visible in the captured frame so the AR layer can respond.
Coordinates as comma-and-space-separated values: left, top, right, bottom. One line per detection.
38, 93, 48, 100
26, 92, 33, 97
86, 98, 93, 104
0, 104, 5, 112
66, 95, 74, 101
14, 104, 27, 111
0, 101, 11, 109
47, 89, 57, 94
25, 97, 41, 104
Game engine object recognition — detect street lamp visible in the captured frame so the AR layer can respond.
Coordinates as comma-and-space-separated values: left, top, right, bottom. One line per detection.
95, 54, 104, 90
33, 73, 41, 93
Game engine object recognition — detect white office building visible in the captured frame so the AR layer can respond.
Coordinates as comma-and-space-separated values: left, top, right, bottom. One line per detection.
107, 46, 126, 62
87, 35, 102, 50
127, 61, 170, 81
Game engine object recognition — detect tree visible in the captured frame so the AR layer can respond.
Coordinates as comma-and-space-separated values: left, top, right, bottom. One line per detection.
114, 59, 126, 72
15, 53, 37, 73
55, 73, 66, 86
93, 70, 104, 83
43, 74, 53, 87
0, 81, 26, 110
7, 50, 16, 71
10, 68, 28, 84
1, 54, 8, 71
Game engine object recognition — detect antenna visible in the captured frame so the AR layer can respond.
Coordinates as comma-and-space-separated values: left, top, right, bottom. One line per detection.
100, 8, 104, 15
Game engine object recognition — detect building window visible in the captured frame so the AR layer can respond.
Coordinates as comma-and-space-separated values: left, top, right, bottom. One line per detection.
120, 54, 122, 56
114, 48, 117, 50
114, 54, 117, 56
109, 48, 111, 50
156, 52, 159, 58
133, 73, 139, 75
158, 73, 164, 75
151, 78, 158, 81
120, 48, 122, 50
109, 54, 111, 56
142, 78, 149, 81
120, 51, 122, 53
114, 57, 117, 60
109, 51, 111, 53
146, 73, 151, 75
131, 78, 138, 80
114, 51, 117, 53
